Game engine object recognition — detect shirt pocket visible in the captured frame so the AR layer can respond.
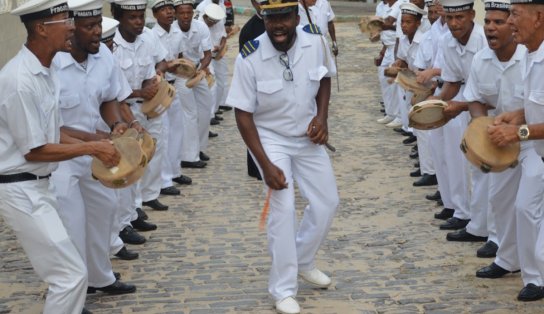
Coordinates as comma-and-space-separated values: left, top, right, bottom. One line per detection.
478, 83, 497, 96
59, 94, 80, 110
528, 90, 544, 106
256, 79, 283, 106
306, 66, 327, 98
513, 84, 524, 100
119, 58, 133, 70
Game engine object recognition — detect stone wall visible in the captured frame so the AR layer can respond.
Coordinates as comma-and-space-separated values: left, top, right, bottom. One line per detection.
0, 1, 26, 67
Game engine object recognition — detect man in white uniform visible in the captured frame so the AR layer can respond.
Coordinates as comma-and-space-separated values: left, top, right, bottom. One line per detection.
0, 1, 120, 312
433, 0, 488, 232
298, 0, 338, 55
51, 0, 137, 295
173, 0, 215, 168
227, 0, 339, 312
487, 0, 544, 301
198, 3, 229, 123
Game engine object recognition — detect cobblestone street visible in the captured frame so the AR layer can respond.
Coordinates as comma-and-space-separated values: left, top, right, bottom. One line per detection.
0, 16, 541, 314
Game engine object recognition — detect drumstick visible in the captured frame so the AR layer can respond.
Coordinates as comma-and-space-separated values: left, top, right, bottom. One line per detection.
259, 188, 272, 231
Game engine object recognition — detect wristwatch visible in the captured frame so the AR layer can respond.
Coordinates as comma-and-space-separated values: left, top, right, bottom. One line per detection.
518, 124, 530, 141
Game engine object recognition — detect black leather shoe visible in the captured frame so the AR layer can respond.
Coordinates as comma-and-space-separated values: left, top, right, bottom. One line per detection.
434, 208, 454, 220
160, 186, 180, 196
446, 228, 487, 242
181, 160, 207, 168
394, 128, 412, 136
411, 145, 418, 152
131, 216, 157, 231
414, 161, 420, 168
439, 217, 470, 230
136, 207, 148, 220
172, 175, 192, 185
210, 118, 220, 125
142, 199, 168, 211
380, 108, 386, 113
209, 131, 218, 138
413, 174, 437, 187
437, 199, 444, 206
518, 284, 544, 301
119, 226, 146, 245
114, 246, 139, 260
477, 241, 498, 258
410, 168, 421, 177
114, 272, 121, 280
476, 262, 520, 279
403, 135, 417, 145
88, 280, 136, 295
219, 105, 232, 111
199, 151, 210, 161
409, 151, 419, 159
426, 191, 441, 201
215, 109, 224, 115
214, 114, 223, 121
82, 308, 92, 314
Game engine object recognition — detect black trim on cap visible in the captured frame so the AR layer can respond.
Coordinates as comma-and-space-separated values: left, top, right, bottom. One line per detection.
510, 0, 542, 4
20, 3, 69, 22
443, 3, 474, 12
116, 4, 147, 10
401, 9, 424, 16
484, 2, 510, 10
152, 0, 174, 10
73, 8, 103, 17
101, 34, 115, 42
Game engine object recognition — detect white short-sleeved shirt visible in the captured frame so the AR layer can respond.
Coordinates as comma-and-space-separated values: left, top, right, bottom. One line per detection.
143, 27, 168, 65
380, 0, 401, 46
522, 42, 544, 156
463, 45, 526, 115
413, 19, 449, 70
397, 27, 426, 71
198, 14, 227, 47
172, 19, 213, 65
0, 46, 62, 175
53, 44, 128, 133
441, 23, 487, 84
375, 1, 386, 16
152, 23, 183, 81
113, 30, 157, 99
298, 0, 335, 37
226, 26, 336, 142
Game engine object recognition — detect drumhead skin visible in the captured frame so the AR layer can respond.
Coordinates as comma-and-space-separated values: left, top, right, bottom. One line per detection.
170, 58, 197, 78
408, 100, 447, 130
395, 70, 433, 104
142, 78, 175, 118
186, 70, 206, 88
460, 116, 520, 173
91, 137, 146, 188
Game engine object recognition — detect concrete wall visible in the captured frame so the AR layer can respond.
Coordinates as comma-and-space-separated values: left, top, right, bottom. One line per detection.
0, 1, 27, 67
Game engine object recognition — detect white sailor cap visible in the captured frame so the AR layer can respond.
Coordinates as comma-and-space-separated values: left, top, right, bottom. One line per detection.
112, 0, 147, 10
204, 3, 226, 21
11, 0, 69, 22
483, 0, 511, 10
173, 0, 195, 6
101, 16, 119, 41
401, 2, 427, 16
151, 0, 174, 10
441, 0, 474, 12
68, 0, 103, 18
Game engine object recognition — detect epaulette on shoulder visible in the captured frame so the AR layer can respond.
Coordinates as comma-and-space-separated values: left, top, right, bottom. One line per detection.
303, 23, 322, 35
240, 40, 259, 58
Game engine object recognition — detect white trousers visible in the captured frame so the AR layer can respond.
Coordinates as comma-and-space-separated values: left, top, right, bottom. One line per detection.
175, 78, 214, 161
429, 127, 453, 208
254, 135, 339, 301
443, 112, 470, 219
379, 45, 397, 118
211, 57, 229, 114
465, 166, 491, 238
0, 180, 87, 314
160, 108, 172, 189
50, 156, 117, 288
165, 96, 184, 184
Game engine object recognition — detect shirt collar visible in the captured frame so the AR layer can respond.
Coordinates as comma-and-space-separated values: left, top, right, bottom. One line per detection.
55, 48, 102, 70
114, 29, 144, 49
22, 45, 49, 75
447, 24, 485, 54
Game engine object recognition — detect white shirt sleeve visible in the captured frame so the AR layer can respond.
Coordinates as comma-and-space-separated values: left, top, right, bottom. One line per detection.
462, 64, 484, 103
200, 23, 214, 52
7, 90, 48, 155
226, 54, 257, 112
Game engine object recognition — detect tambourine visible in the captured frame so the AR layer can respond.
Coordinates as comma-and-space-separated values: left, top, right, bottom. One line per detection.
185, 70, 206, 88
141, 76, 176, 119
91, 137, 147, 189
169, 58, 197, 79
206, 72, 215, 88
408, 99, 448, 130
118, 128, 156, 162
460, 116, 520, 173
395, 69, 433, 104
367, 16, 384, 43
213, 44, 228, 60
384, 66, 401, 78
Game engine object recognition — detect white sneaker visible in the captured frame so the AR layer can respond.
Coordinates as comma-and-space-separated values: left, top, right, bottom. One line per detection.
385, 118, 402, 128
299, 268, 332, 288
377, 116, 394, 124
275, 296, 300, 314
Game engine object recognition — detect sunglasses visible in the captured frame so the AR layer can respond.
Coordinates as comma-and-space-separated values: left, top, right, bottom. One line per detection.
279, 53, 293, 81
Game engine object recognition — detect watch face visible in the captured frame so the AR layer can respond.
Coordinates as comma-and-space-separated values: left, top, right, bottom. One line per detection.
520, 129, 529, 137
